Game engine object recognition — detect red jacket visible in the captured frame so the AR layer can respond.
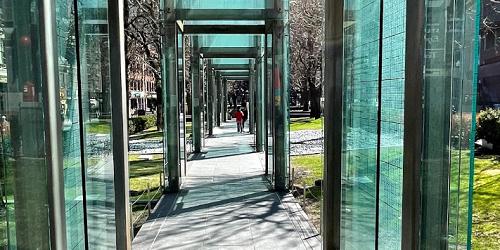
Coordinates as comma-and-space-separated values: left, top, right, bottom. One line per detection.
235, 111, 244, 122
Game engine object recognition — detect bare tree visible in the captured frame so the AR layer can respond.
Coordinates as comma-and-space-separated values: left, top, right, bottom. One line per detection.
125, 0, 161, 127
290, 0, 325, 118
481, 0, 500, 52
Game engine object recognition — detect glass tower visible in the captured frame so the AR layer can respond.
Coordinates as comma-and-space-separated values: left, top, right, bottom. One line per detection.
324, 0, 480, 249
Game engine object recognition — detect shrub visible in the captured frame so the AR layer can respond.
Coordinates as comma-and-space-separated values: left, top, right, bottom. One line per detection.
129, 115, 157, 135
451, 113, 472, 148
476, 108, 500, 152
128, 120, 136, 135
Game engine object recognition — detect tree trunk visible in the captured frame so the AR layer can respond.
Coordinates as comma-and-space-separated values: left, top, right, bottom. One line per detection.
232, 94, 237, 108
301, 83, 309, 111
156, 85, 163, 130
186, 91, 192, 116
309, 81, 322, 119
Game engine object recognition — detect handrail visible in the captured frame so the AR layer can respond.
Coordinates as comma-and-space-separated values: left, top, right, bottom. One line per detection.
131, 185, 162, 225
130, 172, 164, 231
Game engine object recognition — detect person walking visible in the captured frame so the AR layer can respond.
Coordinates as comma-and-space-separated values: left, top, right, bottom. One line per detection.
235, 107, 244, 133
242, 107, 248, 133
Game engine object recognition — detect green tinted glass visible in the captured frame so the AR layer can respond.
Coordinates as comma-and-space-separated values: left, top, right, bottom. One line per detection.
0, 0, 52, 248
77, 0, 117, 247
56, 0, 86, 248
342, 0, 381, 248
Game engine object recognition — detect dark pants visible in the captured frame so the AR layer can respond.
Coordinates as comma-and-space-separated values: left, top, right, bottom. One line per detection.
237, 121, 243, 132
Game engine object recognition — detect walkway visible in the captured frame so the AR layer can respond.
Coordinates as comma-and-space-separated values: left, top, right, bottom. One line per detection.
132, 121, 320, 249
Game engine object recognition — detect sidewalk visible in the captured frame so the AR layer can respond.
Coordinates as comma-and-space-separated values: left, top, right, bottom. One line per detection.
132, 121, 321, 249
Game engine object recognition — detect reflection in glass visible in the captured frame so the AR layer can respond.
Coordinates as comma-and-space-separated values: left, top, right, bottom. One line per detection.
420, 0, 479, 248
178, 29, 187, 177
56, 0, 86, 248
265, 33, 274, 184
378, 0, 406, 248
0, 0, 51, 248
339, 0, 478, 248
341, 0, 380, 248
78, 0, 116, 248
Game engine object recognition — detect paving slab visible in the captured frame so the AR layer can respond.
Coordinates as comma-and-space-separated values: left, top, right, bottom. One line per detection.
133, 121, 321, 250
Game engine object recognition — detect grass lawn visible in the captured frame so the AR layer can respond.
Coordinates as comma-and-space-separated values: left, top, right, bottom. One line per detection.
129, 154, 163, 196
291, 154, 323, 186
290, 117, 323, 131
129, 153, 164, 231
472, 155, 500, 250
291, 154, 323, 229
87, 121, 111, 134
290, 152, 500, 248
129, 126, 163, 140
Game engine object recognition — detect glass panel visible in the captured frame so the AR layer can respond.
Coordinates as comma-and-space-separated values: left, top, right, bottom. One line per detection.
266, 33, 274, 183
339, 0, 478, 248
77, 0, 116, 247
420, 0, 479, 248
378, 0, 406, 249
176, 0, 266, 9
0, 0, 51, 248
56, 0, 86, 248
200, 34, 256, 48
256, 36, 266, 152
341, 0, 380, 248
178, 29, 186, 177
186, 38, 193, 156
203, 59, 208, 139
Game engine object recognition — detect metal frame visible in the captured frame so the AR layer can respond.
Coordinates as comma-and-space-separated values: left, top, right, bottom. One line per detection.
184, 25, 265, 34
263, 29, 270, 177
212, 64, 250, 70
176, 9, 269, 21
401, 0, 425, 249
192, 37, 202, 153
207, 62, 215, 135
249, 60, 256, 134
222, 78, 228, 123
255, 36, 265, 152
216, 71, 222, 126
108, 0, 132, 247
323, 0, 343, 248
220, 71, 250, 77
224, 76, 250, 80
73, 0, 90, 246
201, 47, 259, 58
40, 0, 67, 247
374, 0, 385, 247
270, 0, 288, 191
165, 20, 181, 192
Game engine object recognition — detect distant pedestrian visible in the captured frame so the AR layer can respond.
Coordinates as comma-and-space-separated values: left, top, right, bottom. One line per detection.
242, 107, 248, 132
235, 107, 244, 133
